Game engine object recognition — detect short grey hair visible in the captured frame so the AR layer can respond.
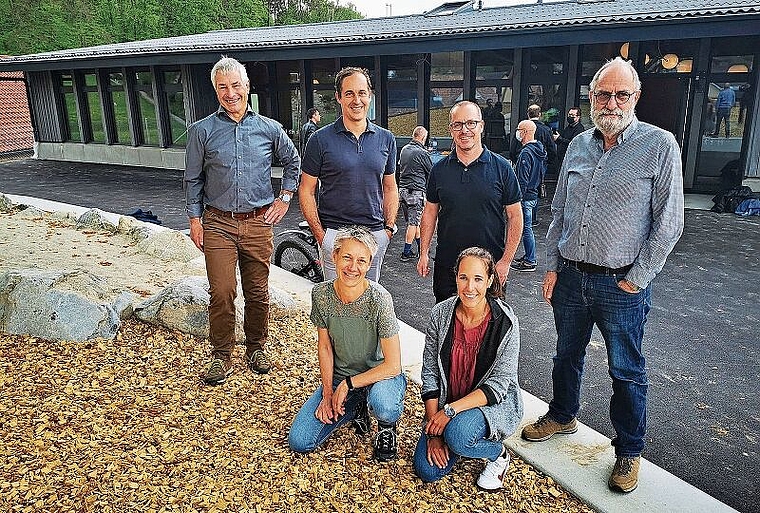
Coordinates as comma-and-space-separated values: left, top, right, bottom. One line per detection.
589, 56, 641, 93
332, 226, 379, 259
211, 56, 249, 87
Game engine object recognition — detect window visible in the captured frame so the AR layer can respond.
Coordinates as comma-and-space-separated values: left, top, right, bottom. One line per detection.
386, 54, 419, 137
84, 73, 105, 143
109, 72, 131, 144
60, 73, 81, 142
474, 50, 514, 153
134, 70, 159, 146
163, 70, 186, 146
640, 40, 698, 74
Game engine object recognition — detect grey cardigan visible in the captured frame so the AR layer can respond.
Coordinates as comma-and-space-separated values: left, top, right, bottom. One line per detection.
420, 296, 524, 441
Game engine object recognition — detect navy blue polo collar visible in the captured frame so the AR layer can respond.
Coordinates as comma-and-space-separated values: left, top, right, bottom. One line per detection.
333, 116, 377, 135
445, 146, 490, 166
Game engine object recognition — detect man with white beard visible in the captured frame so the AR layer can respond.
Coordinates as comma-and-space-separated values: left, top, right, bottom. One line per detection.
520, 57, 684, 494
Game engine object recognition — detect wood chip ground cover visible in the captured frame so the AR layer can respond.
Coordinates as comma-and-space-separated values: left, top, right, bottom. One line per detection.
1, 312, 594, 512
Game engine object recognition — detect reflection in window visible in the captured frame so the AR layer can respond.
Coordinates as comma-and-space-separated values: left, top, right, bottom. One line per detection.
640, 40, 697, 74
431, 52, 463, 81
163, 70, 186, 146
60, 73, 81, 142
134, 71, 159, 146
474, 50, 514, 151
530, 47, 567, 75
386, 55, 419, 137
528, 83, 564, 130
84, 73, 105, 143
710, 37, 755, 73
109, 73, 131, 144
581, 42, 628, 77
311, 59, 339, 129
313, 90, 338, 127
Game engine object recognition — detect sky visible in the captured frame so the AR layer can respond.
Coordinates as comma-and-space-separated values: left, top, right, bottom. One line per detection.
347, 0, 531, 19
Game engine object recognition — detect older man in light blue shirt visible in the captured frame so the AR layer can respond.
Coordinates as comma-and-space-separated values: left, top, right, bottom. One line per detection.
521, 57, 684, 494
185, 56, 300, 385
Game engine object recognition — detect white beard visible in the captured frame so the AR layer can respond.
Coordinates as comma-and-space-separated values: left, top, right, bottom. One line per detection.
591, 105, 635, 137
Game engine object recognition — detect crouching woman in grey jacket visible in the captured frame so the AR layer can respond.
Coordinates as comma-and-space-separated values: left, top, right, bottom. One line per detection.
414, 247, 523, 491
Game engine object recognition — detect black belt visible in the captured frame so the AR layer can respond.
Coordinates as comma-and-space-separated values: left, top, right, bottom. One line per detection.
563, 258, 632, 275
205, 204, 271, 220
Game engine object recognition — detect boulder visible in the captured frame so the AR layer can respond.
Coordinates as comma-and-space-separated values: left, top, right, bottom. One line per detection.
137, 230, 201, 262
76, 208, 117, 233
134, 276, 301, 338
118, 216, 152, 243
0, 268, 137, 341
0, 193, 12, 213
14, 205, 45, 220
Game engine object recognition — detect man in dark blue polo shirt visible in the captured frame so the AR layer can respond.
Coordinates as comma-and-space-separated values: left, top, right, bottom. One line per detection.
417, 101, 523, 303
299, 67, 399, 281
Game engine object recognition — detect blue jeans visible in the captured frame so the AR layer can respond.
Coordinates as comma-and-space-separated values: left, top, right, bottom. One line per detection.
288, 374, 407, 453
520, 199, 538, 263
548, 262, 651, 457
413, 408, 503, 482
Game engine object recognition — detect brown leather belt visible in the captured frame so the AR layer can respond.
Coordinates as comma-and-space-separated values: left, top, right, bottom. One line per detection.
563, 258, 633, 275
205, 204, 271, 220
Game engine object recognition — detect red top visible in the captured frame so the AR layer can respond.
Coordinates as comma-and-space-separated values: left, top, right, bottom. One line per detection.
449, 311, 491, 402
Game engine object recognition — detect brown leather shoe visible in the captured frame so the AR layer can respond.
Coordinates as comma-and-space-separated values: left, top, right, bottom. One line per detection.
608, 456, 640, 493
521, 414, 578, 442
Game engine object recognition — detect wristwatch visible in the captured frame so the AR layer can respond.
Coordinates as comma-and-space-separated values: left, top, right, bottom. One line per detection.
384, 223, 398, 236
443, 404, 457, 419
278, 191, 292, 203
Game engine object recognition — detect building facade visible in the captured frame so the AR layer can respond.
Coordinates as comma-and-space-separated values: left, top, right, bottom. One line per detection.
0, 0, 758, 193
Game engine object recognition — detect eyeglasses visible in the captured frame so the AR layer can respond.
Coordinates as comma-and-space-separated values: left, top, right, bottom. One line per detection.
592, 90, 636, 105
449, 119, 482, 131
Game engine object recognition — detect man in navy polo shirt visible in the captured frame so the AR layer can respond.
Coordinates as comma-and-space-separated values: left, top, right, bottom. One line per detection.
299, 67, 399, 281
417, 101, 523, 303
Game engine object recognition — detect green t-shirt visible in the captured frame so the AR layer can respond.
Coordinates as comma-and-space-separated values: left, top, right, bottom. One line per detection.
310, 279, 400, 380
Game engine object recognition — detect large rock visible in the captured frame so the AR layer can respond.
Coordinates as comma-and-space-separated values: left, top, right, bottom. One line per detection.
0, 193, 12, 213
76, 208, 117, 233
134, 276, 300, 338
0, 268, 136, 341
118, 216, 152, 243
137, 230, 201, 262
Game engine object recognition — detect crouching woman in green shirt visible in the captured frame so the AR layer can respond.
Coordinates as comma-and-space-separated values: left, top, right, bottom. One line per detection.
288, 226, 407, 461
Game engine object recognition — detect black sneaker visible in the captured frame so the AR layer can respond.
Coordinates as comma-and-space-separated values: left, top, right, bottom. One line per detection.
352, 399, 370, 435
400, 251, 417, 262
373, 423, 398, 461
510, 260, 537, 272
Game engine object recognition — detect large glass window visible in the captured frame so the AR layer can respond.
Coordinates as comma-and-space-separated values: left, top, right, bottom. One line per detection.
275, 61, 301, 144
526, 47, 569, 131
109, 72, 131, 144
386, 54, 419, 137
475, 50, 514, 153
163, 70, 186, 146
640, 40, 698, 74
134, 70, 159, 146
60, 73, 81, 142
312, 59, 339, 127
430, 52, 464, 142
84, 73, 105, 143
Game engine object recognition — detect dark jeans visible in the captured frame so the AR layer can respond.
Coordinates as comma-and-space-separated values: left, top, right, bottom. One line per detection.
714, 108, 731, 137
433, 259, 457, 304
202, 210, 273, 359
548, 262, 651, 457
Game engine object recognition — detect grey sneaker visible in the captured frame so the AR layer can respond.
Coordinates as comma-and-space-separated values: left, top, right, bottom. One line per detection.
246, 349, 271, 374
204, 358, 232, 385
521, 414, 578, 442
609, 456, 640, 493
400, 250, 417, 262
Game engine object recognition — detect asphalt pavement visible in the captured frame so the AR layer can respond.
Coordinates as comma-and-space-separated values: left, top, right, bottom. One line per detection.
0, 158, 758, 512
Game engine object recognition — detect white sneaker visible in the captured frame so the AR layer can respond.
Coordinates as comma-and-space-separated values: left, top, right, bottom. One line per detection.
476, 450, 510, 491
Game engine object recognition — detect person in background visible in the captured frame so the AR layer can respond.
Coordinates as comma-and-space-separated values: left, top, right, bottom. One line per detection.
414, 247, 523, 491
288, 226, 407, 462
522, 57, 684, 494
301, 107, 321, 154
510, 120, 547, 273
713, 83, 735, 138
184, 56, 301, 385
553, 106, 585, 169
398, 125, 433, 262
299, 67, 399, 282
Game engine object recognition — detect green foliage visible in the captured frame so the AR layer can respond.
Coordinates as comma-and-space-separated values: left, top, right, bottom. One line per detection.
0, 0, 362, 56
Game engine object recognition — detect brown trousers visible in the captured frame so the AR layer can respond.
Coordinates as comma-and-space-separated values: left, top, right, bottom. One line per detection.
202, 210, 273, 359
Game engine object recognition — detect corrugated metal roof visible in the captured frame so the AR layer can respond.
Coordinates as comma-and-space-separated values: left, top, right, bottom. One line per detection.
2, 0, 759, 64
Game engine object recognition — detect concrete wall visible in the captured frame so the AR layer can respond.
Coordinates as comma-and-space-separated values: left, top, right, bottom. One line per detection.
35, 142, 186, 170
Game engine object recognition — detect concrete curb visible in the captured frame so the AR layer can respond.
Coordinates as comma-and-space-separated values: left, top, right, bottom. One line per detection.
9, 195, 738, 513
